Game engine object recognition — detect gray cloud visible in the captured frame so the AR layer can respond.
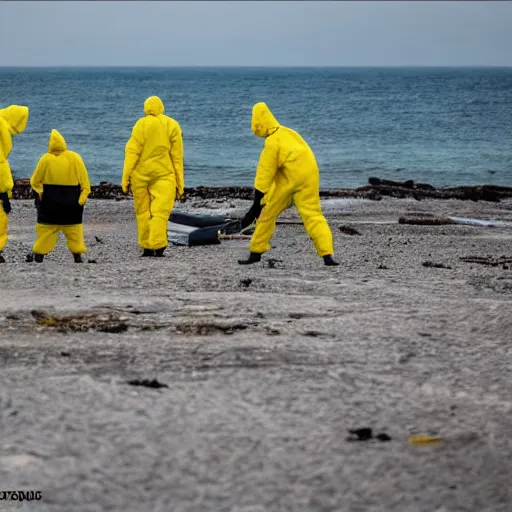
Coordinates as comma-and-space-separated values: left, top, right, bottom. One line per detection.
0, 1, 511, 66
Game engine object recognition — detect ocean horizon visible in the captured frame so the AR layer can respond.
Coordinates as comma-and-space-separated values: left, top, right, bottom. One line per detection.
1, 66, 511, 189
3, 65, 512, 68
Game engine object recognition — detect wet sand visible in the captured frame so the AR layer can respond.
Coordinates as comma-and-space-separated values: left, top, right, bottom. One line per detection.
1, 196, 512, 511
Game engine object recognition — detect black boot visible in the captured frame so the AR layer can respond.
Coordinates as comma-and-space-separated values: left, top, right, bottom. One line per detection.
154, 247, 166, 258
238, 252, 262, 265
34, 253, 44, 263
0, 252, 5, 263
141, 249, 154, 257
73, 253, 83, 263
323, 254, 339, 266
25, 252, 34, 263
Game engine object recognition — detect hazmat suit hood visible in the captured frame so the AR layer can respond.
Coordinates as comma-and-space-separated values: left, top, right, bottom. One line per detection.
144, 96, 165, 116
0, 105, 29, 135
252, 102, 280, 138
48, 129, 67, 154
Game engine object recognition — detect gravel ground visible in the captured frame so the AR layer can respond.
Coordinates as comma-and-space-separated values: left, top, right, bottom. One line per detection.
1, 197, 512, 512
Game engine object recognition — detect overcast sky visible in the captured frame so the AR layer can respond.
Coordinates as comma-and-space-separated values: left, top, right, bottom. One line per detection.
1, 1, 511, 67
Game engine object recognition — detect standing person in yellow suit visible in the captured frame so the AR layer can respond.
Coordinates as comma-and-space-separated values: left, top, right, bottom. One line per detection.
122, 96, 184, 257
238, 102, 339, 266
28, 129, 91, 263
0, 105, 30, 263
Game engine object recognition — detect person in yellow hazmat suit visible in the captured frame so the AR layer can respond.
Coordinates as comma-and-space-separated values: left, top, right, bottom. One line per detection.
0, 105, 30, 263
28, 129, 91, 263
122, 96, 184, 257
238, 102, 339, 266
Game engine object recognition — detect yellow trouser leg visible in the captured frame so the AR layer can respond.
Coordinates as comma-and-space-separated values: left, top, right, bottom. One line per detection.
249, 190, 293, 254
293, 186, 334, 257
33, 224, 59, 255
0, 206, 8, 252
62, 224, 87, 254
147, 177, 176, 250
131, 180, 151, 249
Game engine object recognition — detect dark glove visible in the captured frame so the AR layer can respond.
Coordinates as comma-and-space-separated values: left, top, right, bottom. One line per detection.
0, 193, 11, 214
241, 210, 256, 230
241, 189, 265, 229
32, 189, 41, 209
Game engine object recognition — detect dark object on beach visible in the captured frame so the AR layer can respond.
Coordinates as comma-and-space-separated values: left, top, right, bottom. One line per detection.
339, 225, 361, 236
87, 259, 98, 264
267, 258, 284, 269
398, 216, 453, 225
377, 264, 388, 269
347, 428, 373, 441
369, 177, 435, 191
189, 226, 223, 246
170, 211, 232, 228
460, 255, 512, 267
367, 177, 508, 202
25, 252, 33, 262
168, 211, 242, 247
369, 177, 415, 189
94, 236, 103, 244
240, 278, 252, 288
423, 261, 452, 269
347, 428, 392, 442
127, 378, 168, 389
60, 351, 71, 357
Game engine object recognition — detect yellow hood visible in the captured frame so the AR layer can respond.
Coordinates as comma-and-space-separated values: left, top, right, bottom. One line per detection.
0, 105, 29, 135
252, 102, 280, 138
48, 129, 67, 154
144, 96, 165, 116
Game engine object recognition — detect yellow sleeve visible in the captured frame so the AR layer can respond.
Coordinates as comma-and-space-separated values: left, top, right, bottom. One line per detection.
0, 122, 14, 195
169, 121, 184, 196
75, 153, 91, 206
0, 164, 14, 196
30, 156, 47, 199
254, 138, 279, 194
122, 119, 144, 192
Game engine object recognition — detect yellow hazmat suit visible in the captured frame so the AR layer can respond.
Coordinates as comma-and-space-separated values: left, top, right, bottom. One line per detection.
30, 130, 91, 258
122, 96, 184, 253
247, 102, 335, 259
0, 105, 30, 253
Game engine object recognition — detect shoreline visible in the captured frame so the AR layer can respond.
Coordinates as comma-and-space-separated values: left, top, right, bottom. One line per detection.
11, 177, 512, 203
1, 196, 511, 511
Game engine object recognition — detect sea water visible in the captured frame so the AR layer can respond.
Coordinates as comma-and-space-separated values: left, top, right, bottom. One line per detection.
1, 67, 511, 189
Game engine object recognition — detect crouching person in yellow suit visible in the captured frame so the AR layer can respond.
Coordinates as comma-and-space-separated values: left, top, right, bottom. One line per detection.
28, 129, 91, 263
238, 102, 338, 266
122, 96, 184, 257
0, 105, 30, 263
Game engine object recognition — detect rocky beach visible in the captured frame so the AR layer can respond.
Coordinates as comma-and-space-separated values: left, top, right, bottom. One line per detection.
1, 186, 511, 511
